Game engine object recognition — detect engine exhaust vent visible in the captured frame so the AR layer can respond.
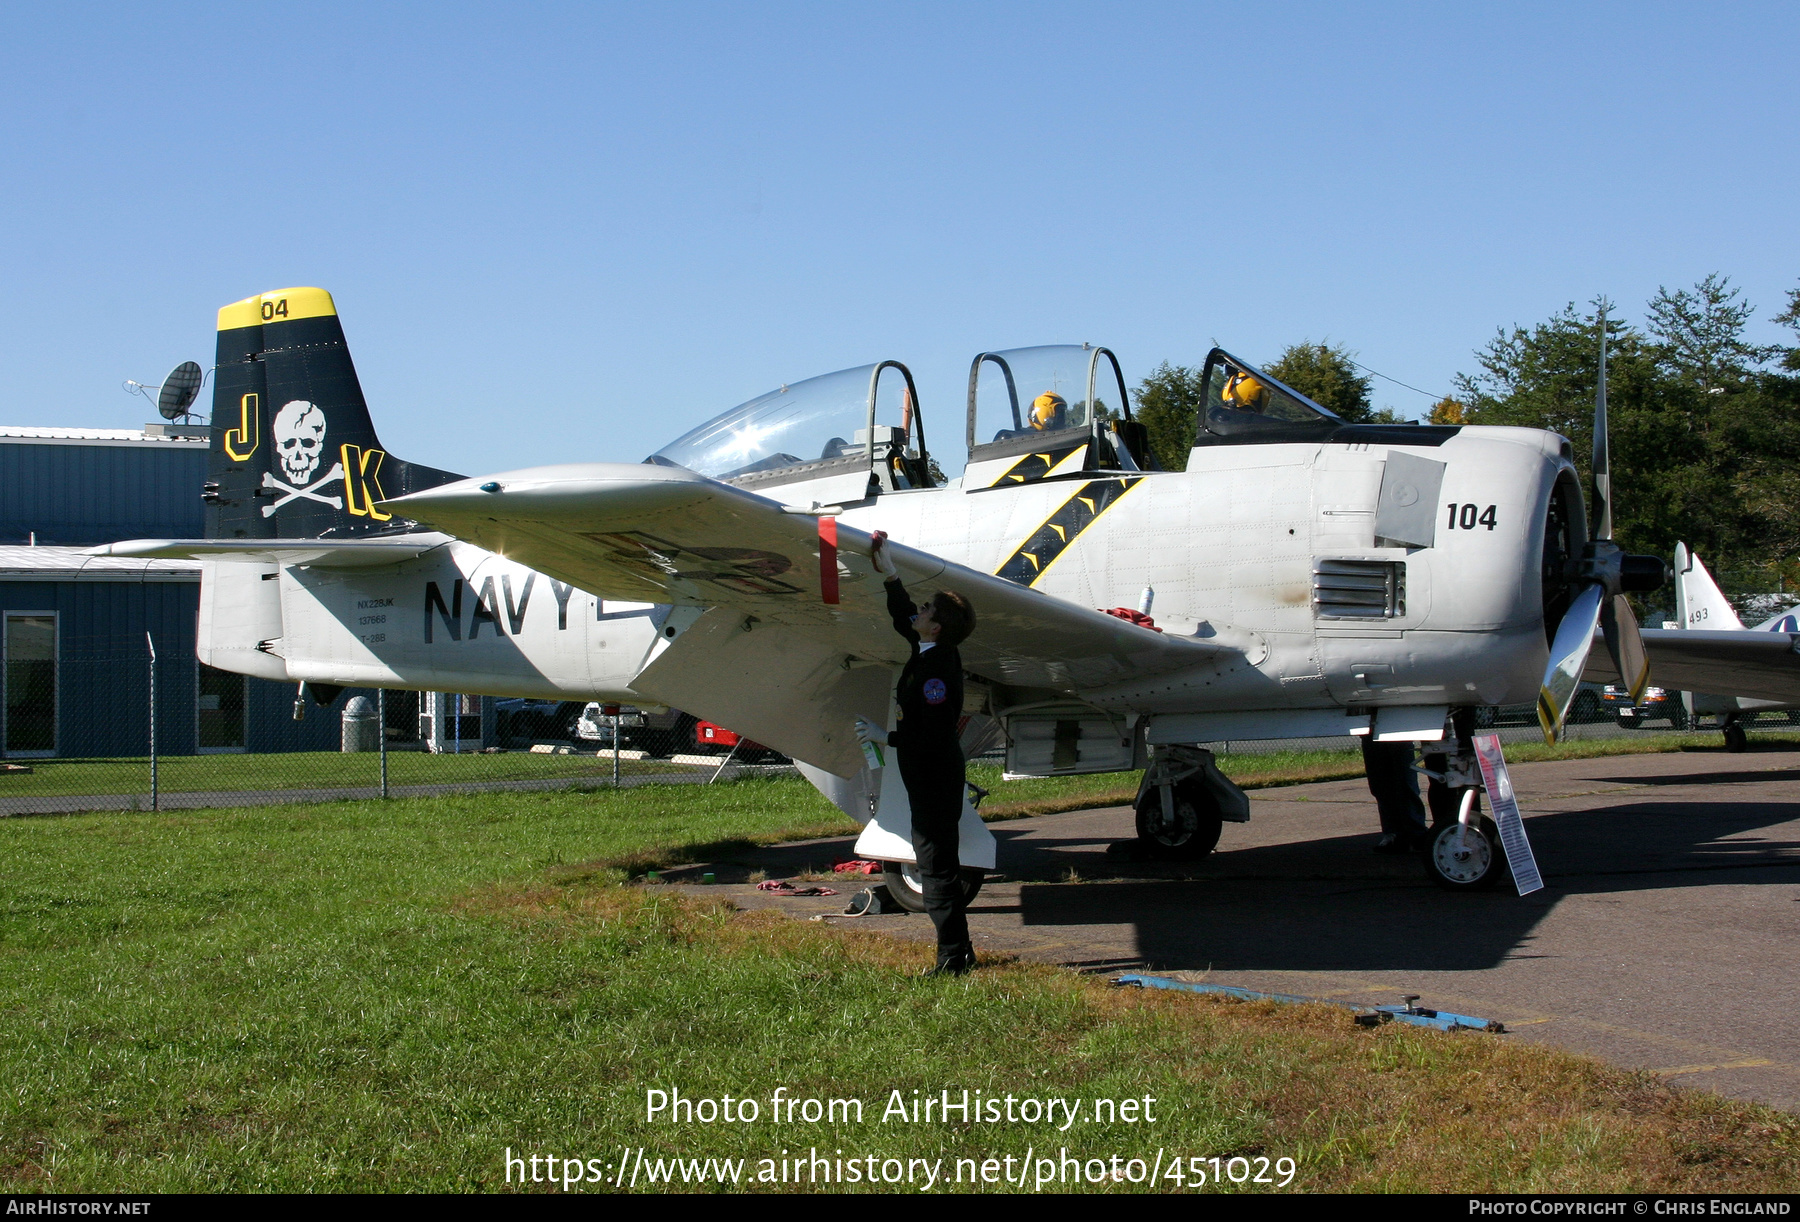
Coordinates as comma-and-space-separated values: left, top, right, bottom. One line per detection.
1313, 559, 1405, 619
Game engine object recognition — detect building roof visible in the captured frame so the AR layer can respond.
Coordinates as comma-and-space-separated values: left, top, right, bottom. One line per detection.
0, 425, 208, 448
0, 545, 198, 582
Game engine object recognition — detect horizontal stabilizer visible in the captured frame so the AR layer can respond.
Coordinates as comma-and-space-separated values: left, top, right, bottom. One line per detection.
90, 535, 452, 569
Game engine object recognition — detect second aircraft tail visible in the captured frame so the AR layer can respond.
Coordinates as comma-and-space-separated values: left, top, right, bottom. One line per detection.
1674, 542, 1744, 631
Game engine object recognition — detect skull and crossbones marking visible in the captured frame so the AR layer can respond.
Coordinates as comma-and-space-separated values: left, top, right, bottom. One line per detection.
273, 400, 329, 484
261, 464, 344, 515
262, 399, 345, 516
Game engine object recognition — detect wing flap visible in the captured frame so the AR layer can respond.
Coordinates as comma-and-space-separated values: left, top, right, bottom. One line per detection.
634, 608, 895, 777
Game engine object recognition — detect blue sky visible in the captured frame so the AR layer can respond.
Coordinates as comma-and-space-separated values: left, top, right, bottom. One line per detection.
2, 2, 1795, 476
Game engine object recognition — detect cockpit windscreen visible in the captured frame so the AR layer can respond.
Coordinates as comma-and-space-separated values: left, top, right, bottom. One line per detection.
1196, 349, 1341, 445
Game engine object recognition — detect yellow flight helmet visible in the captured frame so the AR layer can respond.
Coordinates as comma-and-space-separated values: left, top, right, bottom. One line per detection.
1222, 370, 1267, 410
1029, 392, 1066, 429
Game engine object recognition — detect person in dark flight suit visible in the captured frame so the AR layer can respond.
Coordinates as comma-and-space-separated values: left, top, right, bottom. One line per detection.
856, 532, 979, 976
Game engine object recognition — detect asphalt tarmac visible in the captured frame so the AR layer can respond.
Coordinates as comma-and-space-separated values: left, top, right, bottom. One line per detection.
698, 746, 1800, 1114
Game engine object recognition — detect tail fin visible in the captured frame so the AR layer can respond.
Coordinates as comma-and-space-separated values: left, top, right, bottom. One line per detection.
205, 288, 461, 539
1674, 542, 1743, 631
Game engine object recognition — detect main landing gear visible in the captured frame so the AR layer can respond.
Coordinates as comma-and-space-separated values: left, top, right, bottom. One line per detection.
878, 780, 989, 914
1722, 717, 1749, 753
880, 863, 986, 913
1132, 745, 1248, 860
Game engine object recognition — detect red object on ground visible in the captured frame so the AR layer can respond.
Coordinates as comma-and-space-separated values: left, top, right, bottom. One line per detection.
1100, 607, 1161, 632
833, 860, 883, 875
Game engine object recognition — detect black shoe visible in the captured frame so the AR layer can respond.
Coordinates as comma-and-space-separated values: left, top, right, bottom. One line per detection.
1372, 833, 1413, 856
922, 944, 976, 977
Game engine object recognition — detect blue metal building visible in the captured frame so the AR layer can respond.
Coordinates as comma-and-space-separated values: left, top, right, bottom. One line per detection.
0, 426, 208, 545
0, 425, 382, 759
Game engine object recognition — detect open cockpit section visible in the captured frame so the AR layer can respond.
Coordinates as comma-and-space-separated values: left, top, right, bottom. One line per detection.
645, 360, 935, 507
1195, 349, 1343, 447
964, 344, 1153, 490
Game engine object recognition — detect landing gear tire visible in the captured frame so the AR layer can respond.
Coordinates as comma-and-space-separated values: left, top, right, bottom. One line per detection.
1723, 722, 1748, 753
1426, 816, 1507, 892
1134, 780, 1224, 861
880, 863, 985, 914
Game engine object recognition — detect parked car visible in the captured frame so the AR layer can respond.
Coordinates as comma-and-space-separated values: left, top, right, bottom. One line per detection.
1601, 684, 1687, 729
494, 698, 584, 744
1474, 684, 1603, 728
572, 702, 644, 748
571, 704, 696, 757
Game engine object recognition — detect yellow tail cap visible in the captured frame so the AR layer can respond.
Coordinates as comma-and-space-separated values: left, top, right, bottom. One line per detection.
216, 287, 337, 331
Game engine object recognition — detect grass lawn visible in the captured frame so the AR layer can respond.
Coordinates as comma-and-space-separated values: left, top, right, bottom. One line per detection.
3, 749, 1797, 1193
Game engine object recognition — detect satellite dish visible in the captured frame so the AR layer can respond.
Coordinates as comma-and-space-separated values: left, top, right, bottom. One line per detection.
156, 361, 204, 421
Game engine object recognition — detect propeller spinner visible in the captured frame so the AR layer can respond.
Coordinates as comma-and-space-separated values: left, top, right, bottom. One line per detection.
1536, 305, 1668, 742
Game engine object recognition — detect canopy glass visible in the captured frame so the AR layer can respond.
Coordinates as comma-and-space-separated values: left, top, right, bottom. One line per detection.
648, 361, 930, 491
1194, 349, 1341, 445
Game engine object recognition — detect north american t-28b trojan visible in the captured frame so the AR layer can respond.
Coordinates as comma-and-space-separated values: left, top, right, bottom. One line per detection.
103, 288, 1666, 897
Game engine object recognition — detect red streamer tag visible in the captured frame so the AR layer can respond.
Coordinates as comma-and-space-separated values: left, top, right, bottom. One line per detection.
818, 516, 839, 604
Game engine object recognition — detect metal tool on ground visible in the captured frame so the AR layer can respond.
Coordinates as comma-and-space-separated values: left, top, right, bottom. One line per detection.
1113, 974, 1505, 1034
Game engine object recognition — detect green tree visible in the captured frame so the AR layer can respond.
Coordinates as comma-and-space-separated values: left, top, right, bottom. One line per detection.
1645, 273, 1777, 390
1774, 280, 1800, 372
1263, 341, 1375, 421
1133, 362, 1206, 473
1454, 283, 1800, 604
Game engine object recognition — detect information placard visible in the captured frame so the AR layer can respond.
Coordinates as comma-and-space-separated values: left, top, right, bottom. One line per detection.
1472, 733, 1543, 895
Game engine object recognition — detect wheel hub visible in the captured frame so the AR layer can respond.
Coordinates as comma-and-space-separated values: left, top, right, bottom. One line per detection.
1433, 826, 1493, 884
1148, 799, 1199, 845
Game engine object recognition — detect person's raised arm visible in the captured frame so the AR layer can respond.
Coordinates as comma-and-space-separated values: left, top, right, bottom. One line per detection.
871, 531, 918, 644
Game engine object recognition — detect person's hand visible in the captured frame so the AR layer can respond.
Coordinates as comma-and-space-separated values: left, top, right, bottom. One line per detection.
854, 716, 888, 746
870, 530, 898, 580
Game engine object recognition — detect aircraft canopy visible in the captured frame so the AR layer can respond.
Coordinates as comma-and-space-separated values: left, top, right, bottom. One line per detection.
647, 361, 932, 493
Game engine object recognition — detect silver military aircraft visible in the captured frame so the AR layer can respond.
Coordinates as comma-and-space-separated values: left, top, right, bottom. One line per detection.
100, 287, 1666, 896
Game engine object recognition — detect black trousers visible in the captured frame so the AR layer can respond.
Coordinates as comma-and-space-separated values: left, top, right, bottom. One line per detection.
1361, 738, 1428, 837
901, 761, 968, 950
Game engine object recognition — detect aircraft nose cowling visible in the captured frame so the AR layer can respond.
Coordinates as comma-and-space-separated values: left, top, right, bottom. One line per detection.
381, 462, 717, 528
1620, 554, 1668, 593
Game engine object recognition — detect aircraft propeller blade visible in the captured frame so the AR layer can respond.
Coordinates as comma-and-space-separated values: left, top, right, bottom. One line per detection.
1601, 592, 1650, 702
1537, 581, 1606, 743
1592, 303, 1612, 542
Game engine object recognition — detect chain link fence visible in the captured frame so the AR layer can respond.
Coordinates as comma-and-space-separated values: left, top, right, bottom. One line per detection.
0, 637, 1770, 817
0, 636, 800, 817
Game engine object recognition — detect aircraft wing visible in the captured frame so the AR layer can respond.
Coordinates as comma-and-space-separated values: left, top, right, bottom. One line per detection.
90, 535, 454, 569
390, 463, 1226, 688
389, 464, 1233, 775
1583, 627, 1800, 704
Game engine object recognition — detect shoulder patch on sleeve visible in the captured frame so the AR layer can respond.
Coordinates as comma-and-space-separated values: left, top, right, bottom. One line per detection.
923, 677, 948, 705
